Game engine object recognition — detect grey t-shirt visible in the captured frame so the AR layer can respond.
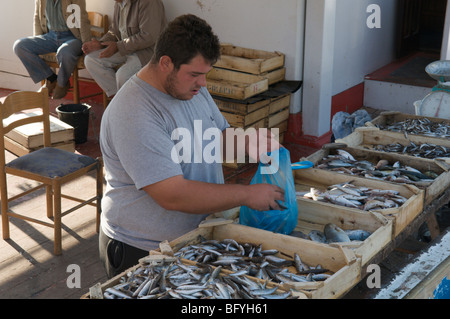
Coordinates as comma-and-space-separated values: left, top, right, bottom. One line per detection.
100, 75, 229, 251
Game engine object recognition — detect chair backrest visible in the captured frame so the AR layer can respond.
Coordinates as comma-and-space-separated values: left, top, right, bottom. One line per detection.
88, 12, 109, 38
0, 88, 51, 161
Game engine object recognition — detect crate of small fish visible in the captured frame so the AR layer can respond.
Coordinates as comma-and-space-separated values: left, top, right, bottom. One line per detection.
368, 111, 450, 142
289, 195, 393, 267
168, 223, 361, 299
294, 167, 424, 238
86, 253, 306, 300
306, 146, 450, 205
337, 126, 450, 160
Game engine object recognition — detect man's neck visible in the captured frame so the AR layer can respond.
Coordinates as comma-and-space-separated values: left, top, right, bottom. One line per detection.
137, 64, 168, 94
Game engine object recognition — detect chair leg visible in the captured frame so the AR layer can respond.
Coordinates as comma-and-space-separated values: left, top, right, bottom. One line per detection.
53, 180, 62, 255
0, 180, 10, 240
96, 162, 103, 233
46, 185, 53, 219
73, 68, 80, 104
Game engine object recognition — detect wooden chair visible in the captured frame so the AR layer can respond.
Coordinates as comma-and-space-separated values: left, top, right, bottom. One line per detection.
0, 88, 103, 255
40, 12, 109, 104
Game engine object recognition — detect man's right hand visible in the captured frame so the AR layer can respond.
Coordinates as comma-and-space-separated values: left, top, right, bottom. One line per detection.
245, 183, 285, 211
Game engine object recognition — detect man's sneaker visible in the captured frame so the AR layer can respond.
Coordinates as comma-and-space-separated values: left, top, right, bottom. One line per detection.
52, 82, 71, 99
42, 79, 57, 96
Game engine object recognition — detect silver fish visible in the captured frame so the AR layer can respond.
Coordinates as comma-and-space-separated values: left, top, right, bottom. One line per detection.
344, 229, 372, 241
324, 223, 351, 243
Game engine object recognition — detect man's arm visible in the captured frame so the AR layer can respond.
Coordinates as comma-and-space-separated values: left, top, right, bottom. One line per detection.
143, 175, 285, 215
116, 0, 166, 56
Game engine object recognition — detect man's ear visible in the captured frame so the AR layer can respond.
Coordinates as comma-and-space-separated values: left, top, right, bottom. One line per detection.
159, 56, 173, 72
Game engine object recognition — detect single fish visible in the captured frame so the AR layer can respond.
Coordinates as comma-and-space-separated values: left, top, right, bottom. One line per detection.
308, 230, 327, 243
344, 229, 372, 241
324, 223, 351, 243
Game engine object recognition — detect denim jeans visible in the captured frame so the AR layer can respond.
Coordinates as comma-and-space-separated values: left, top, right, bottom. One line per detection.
13, 30, 82, 87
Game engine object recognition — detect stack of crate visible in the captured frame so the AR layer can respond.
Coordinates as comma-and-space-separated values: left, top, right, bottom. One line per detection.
207, 44, 290, 168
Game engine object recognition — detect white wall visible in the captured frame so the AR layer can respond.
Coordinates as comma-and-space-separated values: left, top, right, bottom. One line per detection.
332, 0, 398, 95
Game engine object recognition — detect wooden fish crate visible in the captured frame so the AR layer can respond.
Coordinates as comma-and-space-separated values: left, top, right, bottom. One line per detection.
3, 112, 75, 156
368, 111, 450, 143
305, 146, 450, 206
294, 169, 424, 238
215, 44, 285, 75
220, 103, 269, 128
293, 198, 393, 267
209, 66, 286, 86
168, 223, 361, 299
337, 126, 450, 153
83, 253, 304, 300
207, 69, 269, 100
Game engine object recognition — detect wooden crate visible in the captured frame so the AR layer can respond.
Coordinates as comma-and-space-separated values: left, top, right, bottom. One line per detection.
83, 252, 308, 299
294, 169, 424, 238
3, 112, 75, 156
214, 96, 270, 115
220, 104, 269, 128
368, 111, 450, 144
337, 126, 450, 151
215, 44, 285, 75
168, 223, 361, 299
206, 69, 268, 100
209, 66, 286, 86
294, 199, 393, 267
305, 146, 450, 206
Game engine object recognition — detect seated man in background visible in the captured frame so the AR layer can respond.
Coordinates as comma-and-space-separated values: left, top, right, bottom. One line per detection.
83, 0, 167, 99
14, 0, 91, 99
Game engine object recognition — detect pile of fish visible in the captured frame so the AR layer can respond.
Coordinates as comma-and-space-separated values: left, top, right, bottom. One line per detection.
297, 181, 408, 211
376, 117, 450, 138
317, 149, 437, 185
175, 238, 332, 286
372, 142, 450, 159
291, 223, 371, 244
103, 255, 297, 299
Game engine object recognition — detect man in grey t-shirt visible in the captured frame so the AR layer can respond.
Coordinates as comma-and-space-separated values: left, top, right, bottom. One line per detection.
99, 14, 284, 278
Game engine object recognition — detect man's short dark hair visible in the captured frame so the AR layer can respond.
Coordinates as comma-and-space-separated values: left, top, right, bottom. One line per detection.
151, 14, 221, 69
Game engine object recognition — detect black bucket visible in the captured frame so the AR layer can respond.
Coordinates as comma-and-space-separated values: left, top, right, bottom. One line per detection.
56, 103, 91, 144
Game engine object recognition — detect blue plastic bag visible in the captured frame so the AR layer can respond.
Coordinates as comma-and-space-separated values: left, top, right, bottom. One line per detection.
239, 147, 298, 235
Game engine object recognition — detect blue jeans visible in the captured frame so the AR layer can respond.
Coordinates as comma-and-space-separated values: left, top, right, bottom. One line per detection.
13, 30, 82, 87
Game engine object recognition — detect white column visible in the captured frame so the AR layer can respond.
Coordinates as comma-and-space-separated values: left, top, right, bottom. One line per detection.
441, 0, 450, 60
302, 0, 336, 137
